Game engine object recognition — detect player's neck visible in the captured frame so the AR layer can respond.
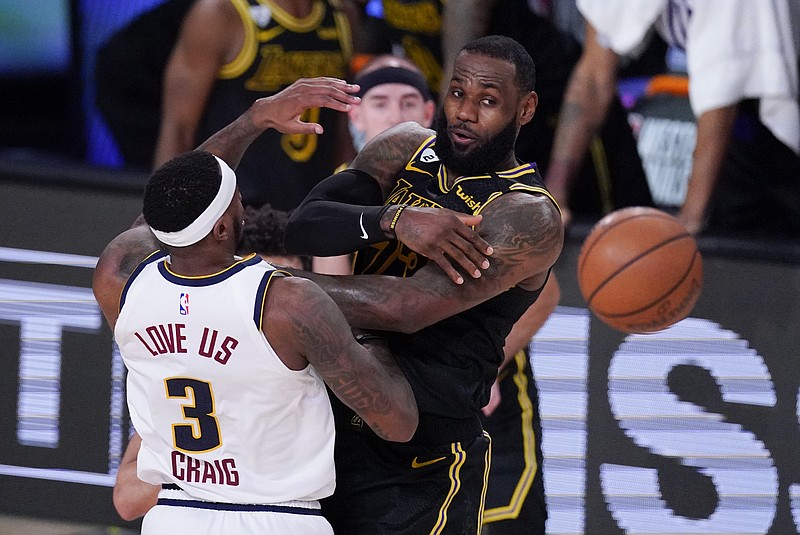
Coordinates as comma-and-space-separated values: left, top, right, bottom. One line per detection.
167, 247, 238, 277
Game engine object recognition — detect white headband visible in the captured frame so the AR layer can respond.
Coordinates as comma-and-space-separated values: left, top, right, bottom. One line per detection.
150, 155, 237, 247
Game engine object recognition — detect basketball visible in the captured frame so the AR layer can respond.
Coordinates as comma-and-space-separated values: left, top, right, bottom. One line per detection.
577, 206, 703, 334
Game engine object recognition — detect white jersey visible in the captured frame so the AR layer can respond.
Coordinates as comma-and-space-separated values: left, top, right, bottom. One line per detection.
115, 251, 336, 505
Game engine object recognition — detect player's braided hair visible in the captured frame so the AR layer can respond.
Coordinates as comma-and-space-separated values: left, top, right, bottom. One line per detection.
143, 150, 221, 232
462, 35, 536, 93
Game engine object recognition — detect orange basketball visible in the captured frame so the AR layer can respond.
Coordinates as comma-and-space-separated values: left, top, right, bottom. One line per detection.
577, 207, 703, 334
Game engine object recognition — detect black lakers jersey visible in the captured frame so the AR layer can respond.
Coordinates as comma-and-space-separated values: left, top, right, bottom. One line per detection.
365, 0, 443, 98
353, 136, 557, 423
197, 0, 351, 210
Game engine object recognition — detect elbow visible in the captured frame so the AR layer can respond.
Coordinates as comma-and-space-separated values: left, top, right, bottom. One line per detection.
396, 407, 419, 442
284, 205, 331, 256
282, 216, 304, 254
375, 408, 419, 443
284, 207, 312, 254
113, 492, 144, 522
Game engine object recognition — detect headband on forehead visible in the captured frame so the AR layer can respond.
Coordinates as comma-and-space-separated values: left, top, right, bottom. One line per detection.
150, 155, 237, 247
355, 66, 433, 101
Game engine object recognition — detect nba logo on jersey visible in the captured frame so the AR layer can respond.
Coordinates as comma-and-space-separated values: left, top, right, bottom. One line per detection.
179, 293, 189, 315
420, 148, 439, 163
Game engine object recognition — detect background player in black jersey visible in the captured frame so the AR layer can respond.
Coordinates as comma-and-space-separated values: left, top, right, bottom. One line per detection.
153, 0, 359, 214
282, 35, 563, 534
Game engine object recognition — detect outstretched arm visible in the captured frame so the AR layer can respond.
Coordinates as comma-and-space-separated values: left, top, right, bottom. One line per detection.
678, 104, 738, 234
263, 276, 418, 442
300, 192, 563, 333
198, 77, 361, 169
546, 21, 620, 226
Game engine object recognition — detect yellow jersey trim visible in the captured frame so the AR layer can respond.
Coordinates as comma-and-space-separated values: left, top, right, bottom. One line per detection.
219, 0, 259, 79
429, 442, 468, 534
162, 253, 259, 280
404, 135, 437, 177
262, 0, 325, 33
482, 350, 540, 524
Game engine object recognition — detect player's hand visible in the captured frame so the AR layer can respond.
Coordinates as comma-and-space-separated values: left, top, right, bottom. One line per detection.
250, 77, 361, 135
481, 379, 501, 417
677, 207, 705, 235
392, 206, 493, 285
559, 203, 572, 229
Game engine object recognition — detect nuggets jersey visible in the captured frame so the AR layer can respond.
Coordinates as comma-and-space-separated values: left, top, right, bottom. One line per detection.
353, 136, 558, 424
115, 251, 336, 504
197, 0, 352, 209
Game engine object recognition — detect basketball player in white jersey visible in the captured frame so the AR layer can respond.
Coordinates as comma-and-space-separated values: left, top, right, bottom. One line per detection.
93, 77, 418, 535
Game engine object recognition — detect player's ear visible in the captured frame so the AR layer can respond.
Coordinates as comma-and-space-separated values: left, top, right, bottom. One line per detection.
211, 218, 225, 241
518, 90, 538, 126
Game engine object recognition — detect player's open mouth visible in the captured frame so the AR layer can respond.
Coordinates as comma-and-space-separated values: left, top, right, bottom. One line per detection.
449, 128, 477, 147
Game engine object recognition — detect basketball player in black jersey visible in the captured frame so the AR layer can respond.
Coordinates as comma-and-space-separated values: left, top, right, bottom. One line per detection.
281, 35, 563, 534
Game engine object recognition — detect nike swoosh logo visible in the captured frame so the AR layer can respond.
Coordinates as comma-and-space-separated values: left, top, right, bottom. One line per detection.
359, 213, 369, 240
411, 456, 447, 469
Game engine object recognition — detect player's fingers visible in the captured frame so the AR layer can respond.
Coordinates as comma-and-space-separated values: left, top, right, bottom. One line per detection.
438, 233, 488, 277
287, 120, 324, 135
430, 253, 465, 285
453, 228, 493, 267
321, 94, 360, 112
441, 243, 483, 279
454, 213, 483, 227
452, 214, 493, 256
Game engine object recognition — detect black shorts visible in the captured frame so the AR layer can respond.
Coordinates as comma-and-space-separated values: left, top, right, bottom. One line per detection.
479, 349, 547, 535
322, 397, 491, 535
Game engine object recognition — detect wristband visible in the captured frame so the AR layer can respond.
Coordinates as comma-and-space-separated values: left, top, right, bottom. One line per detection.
389, 204, 408, 234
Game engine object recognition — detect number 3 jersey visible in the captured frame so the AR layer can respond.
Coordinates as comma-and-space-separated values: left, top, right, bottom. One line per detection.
114, 251, 335, 504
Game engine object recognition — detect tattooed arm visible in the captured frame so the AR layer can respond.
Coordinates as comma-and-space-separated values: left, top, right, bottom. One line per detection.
93, 226, 161, 330
301, 191, 564, 333
263, 276, 418, 442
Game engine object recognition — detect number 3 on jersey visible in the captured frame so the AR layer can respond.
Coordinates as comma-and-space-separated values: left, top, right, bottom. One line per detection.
165, 377, 221, 453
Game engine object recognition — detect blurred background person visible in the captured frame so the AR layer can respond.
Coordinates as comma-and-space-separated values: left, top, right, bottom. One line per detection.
95, 0, 195, 170
546, 0, 800, 237
153, 0, 359, 211
312, 53, 436, 275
